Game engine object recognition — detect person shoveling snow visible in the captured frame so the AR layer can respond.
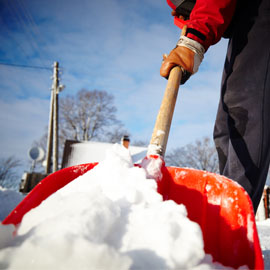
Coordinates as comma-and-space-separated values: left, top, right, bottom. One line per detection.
0, 144, 247, 269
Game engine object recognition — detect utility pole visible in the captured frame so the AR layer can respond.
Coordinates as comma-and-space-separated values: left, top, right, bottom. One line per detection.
45, 79, 54, 174
52, 62, 59, 173
45, 62, 64, 174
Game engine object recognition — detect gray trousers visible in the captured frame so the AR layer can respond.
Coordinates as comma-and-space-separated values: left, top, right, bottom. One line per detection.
214, 0, 270, 212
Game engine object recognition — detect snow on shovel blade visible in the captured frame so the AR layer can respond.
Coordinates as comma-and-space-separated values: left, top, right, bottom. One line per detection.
2, 161, 264, 269
2, 162, 98, 226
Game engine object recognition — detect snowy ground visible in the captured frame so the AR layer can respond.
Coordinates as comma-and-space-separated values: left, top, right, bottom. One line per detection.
0, 144, 270, 269
257, 219, 270, 269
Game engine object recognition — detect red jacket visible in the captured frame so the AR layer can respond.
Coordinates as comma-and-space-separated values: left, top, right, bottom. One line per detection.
167, 0, 237, 50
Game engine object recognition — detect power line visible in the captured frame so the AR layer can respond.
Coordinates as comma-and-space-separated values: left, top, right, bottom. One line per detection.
0, 62, 51, 70
5, 0, 50, 68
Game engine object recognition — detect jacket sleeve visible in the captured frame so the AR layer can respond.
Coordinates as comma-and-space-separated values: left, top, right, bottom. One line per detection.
184, 0, 237, 50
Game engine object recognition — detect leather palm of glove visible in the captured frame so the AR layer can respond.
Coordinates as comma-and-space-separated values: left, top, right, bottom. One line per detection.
160, 35, 205, 84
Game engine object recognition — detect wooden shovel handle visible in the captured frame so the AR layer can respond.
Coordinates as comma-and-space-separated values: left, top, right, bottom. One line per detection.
148, 66, 182, 157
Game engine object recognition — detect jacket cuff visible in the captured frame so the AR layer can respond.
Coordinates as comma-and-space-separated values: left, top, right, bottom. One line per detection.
186, 28, 210, 51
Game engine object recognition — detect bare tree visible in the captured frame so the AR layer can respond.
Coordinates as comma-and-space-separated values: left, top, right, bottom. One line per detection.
165, 137, 219, 173
0, 156, 22, 189
33, 89, 125, 170
60, 89, 120, 141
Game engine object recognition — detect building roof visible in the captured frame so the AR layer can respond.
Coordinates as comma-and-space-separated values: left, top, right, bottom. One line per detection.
61, 140, 147, 168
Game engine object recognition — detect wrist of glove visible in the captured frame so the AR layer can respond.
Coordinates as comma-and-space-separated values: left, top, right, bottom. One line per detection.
160, 35, 205, 84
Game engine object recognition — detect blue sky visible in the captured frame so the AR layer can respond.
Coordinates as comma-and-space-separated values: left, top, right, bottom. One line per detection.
0, 0, 228, 173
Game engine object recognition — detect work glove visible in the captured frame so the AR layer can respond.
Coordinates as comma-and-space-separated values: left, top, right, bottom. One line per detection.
171, 10, 185, 20
160, 34, 205, 84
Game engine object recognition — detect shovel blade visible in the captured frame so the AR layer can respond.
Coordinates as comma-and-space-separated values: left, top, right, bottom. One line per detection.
158, 166, 264, 269
2, 163, 264, 269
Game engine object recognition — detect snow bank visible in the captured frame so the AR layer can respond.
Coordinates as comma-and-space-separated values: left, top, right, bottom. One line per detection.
0, 144, 245, 269
257, 219, 270, 270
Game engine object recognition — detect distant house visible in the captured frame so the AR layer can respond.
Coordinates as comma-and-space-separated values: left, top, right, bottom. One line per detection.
61, 140, 147, 168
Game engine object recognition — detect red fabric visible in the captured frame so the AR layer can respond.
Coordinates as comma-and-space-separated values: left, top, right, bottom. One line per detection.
168, 0, 237, 50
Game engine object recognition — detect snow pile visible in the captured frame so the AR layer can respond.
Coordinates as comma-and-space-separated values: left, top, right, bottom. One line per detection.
0, 144, 245, 269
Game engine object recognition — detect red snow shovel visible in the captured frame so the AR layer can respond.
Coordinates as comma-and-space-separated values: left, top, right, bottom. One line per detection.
2, 67, 264, 269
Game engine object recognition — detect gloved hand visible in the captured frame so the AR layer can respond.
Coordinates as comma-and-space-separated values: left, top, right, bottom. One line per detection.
171, 10, 185, 20
160, 35, 205, 84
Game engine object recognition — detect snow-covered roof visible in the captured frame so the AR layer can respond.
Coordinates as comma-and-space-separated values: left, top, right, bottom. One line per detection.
62, 140, 147, 168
